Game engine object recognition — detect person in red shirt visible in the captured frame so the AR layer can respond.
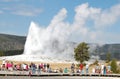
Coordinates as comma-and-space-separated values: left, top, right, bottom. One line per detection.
80, 63, 83, 73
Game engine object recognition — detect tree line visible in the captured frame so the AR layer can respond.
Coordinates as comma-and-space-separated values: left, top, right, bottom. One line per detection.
0, 49, 23, 56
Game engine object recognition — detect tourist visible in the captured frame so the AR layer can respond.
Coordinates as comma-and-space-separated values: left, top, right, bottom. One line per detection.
64, 68, 68, 73
40, 63, 44, 71
26, 64, 29, 71
76, 68, 81, 73
95, 64, 99, 73
1, 59, 6, 70
85, 64, 89, 74
101, 64, 104, 74
16, 64, 21, 70
71, 63, 75, 73
47, 63, 50, 72
37, 64, 41, 74
44, 63, 47, 72
92, 67, 95, 74
80, 63, 84, 74
104, 66, 106, 75
107, 65, 111, 74
6, 61, 13, 71
59, 68, 63, 73
47, 67, 52, 73
30, 63, 36, 74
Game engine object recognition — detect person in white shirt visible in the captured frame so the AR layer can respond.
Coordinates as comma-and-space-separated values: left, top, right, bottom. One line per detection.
86, 64, 89, 74
101, 64, 104, 74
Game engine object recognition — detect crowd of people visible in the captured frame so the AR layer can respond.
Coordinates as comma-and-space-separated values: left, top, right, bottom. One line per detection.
0, 59, 111, 75
70, 63, 111, 74
92, 64, 111, 74
0, 59, 51, 75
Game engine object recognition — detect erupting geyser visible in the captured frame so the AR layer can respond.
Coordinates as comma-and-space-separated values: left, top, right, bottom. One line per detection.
1, 3, 110, 62
23, 3, 105, 61
23, 21, 74, 60
23, 8, 75, 60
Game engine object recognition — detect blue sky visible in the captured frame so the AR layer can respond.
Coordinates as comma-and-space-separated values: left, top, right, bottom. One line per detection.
0, 0, 120, 43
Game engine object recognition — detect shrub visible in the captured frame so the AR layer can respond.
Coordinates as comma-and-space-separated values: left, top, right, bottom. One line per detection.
110, 59, 118, 73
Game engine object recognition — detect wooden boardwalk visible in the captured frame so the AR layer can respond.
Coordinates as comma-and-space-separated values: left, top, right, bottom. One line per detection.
0, 76, 120, 79
0, 70, 120, 78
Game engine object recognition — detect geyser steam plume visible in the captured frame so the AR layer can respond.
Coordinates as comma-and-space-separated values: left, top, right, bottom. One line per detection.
24, 3, 120, 60
24, 8, 75, 60
24, 22, 74, 60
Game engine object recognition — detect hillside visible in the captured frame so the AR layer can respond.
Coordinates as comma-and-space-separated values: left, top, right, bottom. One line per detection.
0, 34, 26, 51
0, 34, 26, 56
0, 33, 119, 60
97, 44, 120, 60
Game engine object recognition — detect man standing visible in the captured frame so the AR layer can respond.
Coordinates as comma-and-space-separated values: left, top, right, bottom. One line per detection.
101, 64, 104, 74
86, 64, 89, 74
71, 63, 75, 73
80, 63, 84, 74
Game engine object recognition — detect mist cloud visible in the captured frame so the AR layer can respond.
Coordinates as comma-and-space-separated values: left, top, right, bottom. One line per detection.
24, 3, 120, 59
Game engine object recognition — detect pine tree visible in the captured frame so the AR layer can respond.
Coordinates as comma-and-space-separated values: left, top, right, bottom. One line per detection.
74, 42, 90, 63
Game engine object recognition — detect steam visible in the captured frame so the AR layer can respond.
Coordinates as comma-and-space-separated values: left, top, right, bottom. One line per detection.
24, 8, 75, 60
24, 3, 120, 60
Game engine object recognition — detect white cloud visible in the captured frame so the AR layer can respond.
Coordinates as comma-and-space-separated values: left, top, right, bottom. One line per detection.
0, 0, 22, 2
2, 5, 43, 16
92, 4, 120, 29
45, 3, 120, 43
70, 3, 120, 43
12, 8, 42, 16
